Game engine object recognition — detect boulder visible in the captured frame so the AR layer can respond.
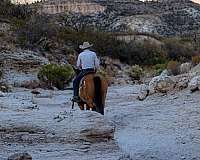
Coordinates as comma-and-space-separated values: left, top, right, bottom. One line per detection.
149, 74, 175, 94
8, 153, 32, 160
180, 62, 192, 74
160, 69, 170, 76
0, 91, 5, 97
149, 76, 160, 94
190, 63, 200, 76
155, 76, 175, 93
53, 111, 115, 143
176, 76, 190, 90
137, 84, 149, 101
188, 75, 200, 92
0, 50, 49, 86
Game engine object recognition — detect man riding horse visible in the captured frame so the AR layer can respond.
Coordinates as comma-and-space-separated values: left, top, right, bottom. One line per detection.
72, 41, 100, 103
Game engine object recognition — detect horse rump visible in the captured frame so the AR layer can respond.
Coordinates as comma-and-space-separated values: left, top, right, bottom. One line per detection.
93, 76, 104, 115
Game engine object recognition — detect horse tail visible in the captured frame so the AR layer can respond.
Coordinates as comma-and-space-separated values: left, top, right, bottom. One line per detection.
94, 76, 104, 115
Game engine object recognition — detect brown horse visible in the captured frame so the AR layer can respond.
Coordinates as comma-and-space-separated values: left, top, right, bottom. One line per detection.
73, 67, 108, 115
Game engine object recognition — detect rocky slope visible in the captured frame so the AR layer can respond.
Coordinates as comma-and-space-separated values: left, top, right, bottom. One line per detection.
60, 0, 200, 36
0, 49, 49, 87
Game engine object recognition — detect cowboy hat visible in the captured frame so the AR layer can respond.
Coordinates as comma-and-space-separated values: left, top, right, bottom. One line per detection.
79, 42, 93, 50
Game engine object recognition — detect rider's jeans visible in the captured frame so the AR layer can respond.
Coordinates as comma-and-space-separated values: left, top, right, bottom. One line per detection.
73, 68, 95, 97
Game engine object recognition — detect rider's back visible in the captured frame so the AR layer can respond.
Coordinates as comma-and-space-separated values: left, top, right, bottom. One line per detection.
77, 50, 99, 69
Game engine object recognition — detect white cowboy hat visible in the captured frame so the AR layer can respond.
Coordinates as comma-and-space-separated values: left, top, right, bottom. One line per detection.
79, 42, 93, 50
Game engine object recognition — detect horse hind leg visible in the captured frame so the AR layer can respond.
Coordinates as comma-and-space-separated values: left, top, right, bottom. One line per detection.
78, 102, 85, 110
86, 104, 90, 110
86, 101, 96, 111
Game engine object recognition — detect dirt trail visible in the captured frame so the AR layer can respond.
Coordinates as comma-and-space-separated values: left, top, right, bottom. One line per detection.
0, 86, 200, 160
106, 85, 200, 160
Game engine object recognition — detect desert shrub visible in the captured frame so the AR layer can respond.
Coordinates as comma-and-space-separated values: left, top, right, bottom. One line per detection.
153, 63, 167, 75
15, 14, 59, 48
0, 0, 33, 20
38, 64, 74, 90
192, 55, 200, 65
118, 41, 167, 65
129, 65, 143, 80
167, 60, 180, 75
163, 38, 195, 61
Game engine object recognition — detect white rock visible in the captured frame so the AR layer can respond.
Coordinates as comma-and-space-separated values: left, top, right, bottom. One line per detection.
160, 69, 170, 76
180, 62, 192, 74
8, 152, 32, 160
149, 76, 160, 94
0, 91, 5, 97
137, 84, 149, 100
149, 74, 175, 94
188, 75, 200, 92
177, 77, 190, 90
155, 76, 175, 93
190, 63, 200, 76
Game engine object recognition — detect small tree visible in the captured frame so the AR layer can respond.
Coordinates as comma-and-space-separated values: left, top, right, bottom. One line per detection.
129, 65, 143, 80
38, 64, 74, 90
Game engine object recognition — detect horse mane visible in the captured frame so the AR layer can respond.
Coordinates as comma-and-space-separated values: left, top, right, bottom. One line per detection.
93, 76, 104, 115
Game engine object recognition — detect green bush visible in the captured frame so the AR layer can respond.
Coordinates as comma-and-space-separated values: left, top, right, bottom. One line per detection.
38, 64, 74, 90
153, 63, 167, 75
167, 60, 180, 75
129, 65, 143, 80
163, 38, 195, 61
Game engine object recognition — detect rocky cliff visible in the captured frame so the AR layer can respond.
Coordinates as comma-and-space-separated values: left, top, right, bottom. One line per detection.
57, 0, 200, 36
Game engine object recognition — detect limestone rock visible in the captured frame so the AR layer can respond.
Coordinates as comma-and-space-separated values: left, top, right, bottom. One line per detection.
137, 84, 149, 101
176, 75, 190, 90
160, 69, 170, 76
8, 152, 32, 160
0, 50, 49, 86
149, 74, 175, 94
188, 75, 200, 92
149, 76, 160, 94
0, 91, 5, 97
180, 62, 192, 74
190, 63, 200, 76
155, 76, 175, 93
51, 110, 115, 143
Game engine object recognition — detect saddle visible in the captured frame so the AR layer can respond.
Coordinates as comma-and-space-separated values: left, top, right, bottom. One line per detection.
80, 72, 95, 87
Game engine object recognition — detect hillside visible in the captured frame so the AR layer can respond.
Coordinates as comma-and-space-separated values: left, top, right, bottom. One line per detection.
52, 0, 200, 36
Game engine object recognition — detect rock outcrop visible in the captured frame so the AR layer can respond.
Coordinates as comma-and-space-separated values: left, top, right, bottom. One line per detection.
180, 62, 192, 74
0, 49, 49, 86
188, 75, 200, 92
8, 153, 32, 160
59, 0, 200, 36
149, 73, 175, 94
137, 84, 149, 101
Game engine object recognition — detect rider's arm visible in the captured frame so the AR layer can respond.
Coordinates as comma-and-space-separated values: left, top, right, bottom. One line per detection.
94, 54, 100, 70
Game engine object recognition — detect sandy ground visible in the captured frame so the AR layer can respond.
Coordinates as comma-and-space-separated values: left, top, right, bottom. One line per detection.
0, 85, 200, 160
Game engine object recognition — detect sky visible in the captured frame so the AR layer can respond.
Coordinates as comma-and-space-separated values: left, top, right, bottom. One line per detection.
16, 0, 200, 4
